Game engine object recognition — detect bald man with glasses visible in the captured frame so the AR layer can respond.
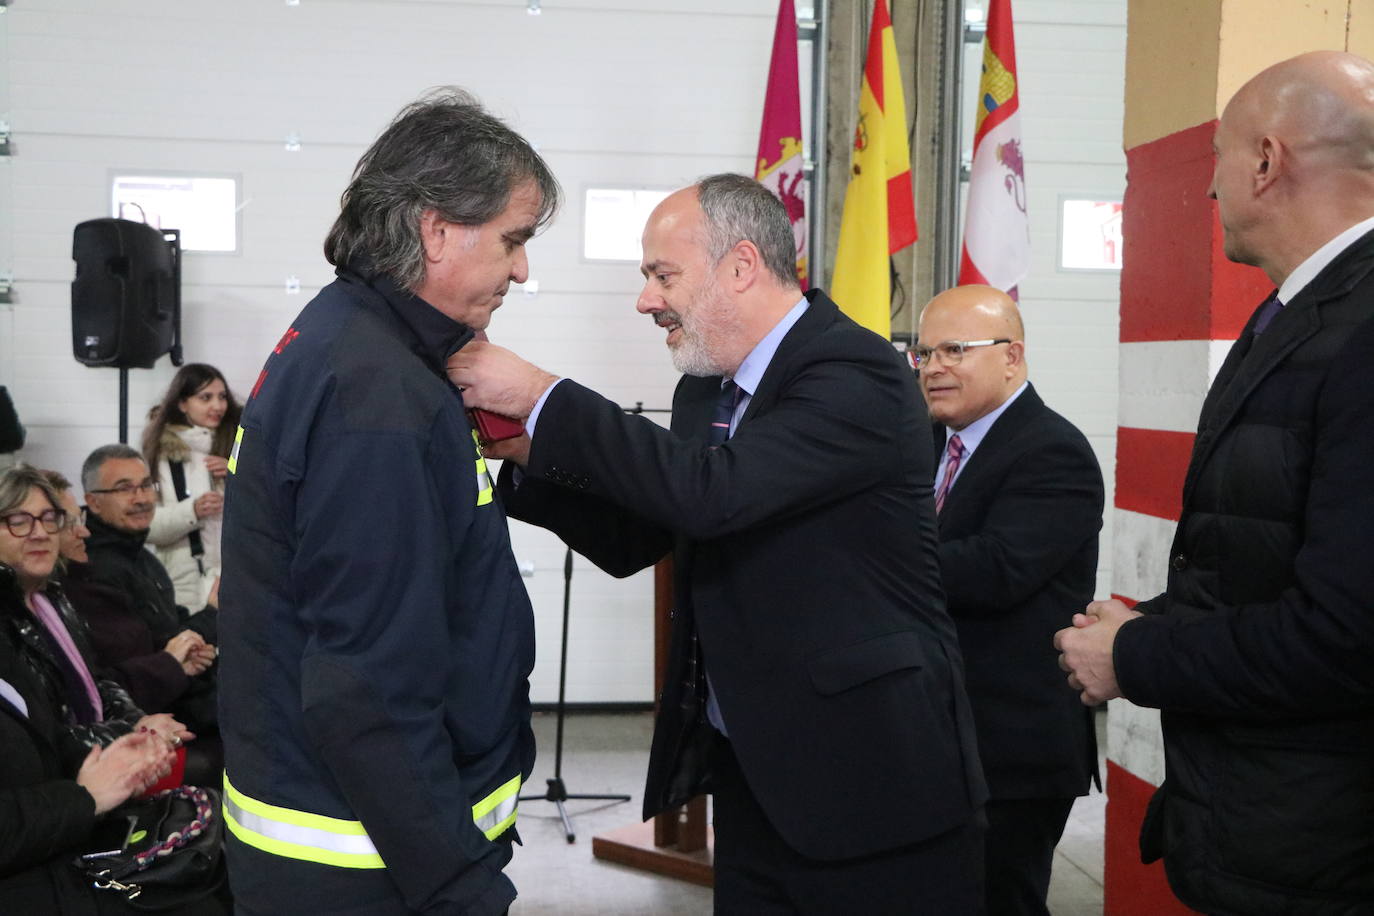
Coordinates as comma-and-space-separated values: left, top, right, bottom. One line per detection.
916, 285, 1104, 915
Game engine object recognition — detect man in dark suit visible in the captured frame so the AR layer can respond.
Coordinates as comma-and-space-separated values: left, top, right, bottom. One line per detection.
449, 174, 988, 913
1057, 51, 1374, 912
917, 285, 1102, 915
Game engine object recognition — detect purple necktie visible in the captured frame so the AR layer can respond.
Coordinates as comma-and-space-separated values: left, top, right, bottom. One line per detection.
1253, 291, 1284, 335
934, 434, 965, 514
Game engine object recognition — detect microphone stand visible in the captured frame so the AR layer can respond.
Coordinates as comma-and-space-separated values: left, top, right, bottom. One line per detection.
518, 546, 630, 843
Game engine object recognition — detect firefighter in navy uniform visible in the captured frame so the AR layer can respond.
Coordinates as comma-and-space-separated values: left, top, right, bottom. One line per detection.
218, 89, 560, 915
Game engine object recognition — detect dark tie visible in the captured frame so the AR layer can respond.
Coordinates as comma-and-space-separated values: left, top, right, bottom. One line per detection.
934, 434, 965, 514
707, 380, 740, 447
1253, 291, 1284, 335
698, 378, 741, 735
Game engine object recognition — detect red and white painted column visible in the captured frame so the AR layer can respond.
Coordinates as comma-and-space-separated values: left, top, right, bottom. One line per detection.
1109, 117, 1265, 915
1105, 1, 1368, 910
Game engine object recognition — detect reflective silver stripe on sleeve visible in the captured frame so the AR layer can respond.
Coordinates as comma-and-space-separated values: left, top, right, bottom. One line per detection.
223, 792, 382, 858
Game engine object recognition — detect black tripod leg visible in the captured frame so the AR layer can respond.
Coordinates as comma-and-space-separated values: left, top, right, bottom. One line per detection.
555, 799, 575, 844
517, 548, 629, 842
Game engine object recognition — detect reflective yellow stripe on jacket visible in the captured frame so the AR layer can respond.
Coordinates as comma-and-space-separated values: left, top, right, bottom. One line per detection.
223, 771, 521, 868
472, 430, 493, 506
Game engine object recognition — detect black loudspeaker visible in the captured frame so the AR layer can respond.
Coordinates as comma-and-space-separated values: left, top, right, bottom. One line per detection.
71, 218, 179, 368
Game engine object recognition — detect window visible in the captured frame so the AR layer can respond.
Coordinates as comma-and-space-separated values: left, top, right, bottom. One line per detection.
583, 188, 672, 261
1059, 198, 1123, 271
110, 174, 239, 252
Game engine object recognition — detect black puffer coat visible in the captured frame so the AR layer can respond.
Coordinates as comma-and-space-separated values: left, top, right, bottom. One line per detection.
1115, 232, 1374, 914
0, 564, 144, 749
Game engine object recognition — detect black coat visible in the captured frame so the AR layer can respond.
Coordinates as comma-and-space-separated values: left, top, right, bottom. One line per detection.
935, 384, 1102, 800
501, 290, 987, 862
0, 565, 144, 750
0, 596, 121, 915
61, 561, 192, 714
0, 603, 224, 916
82, 512, 216, 646
1116, 229, 1374, 912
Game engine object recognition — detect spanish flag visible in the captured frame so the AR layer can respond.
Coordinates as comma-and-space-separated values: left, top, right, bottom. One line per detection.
831, 0, 916, 338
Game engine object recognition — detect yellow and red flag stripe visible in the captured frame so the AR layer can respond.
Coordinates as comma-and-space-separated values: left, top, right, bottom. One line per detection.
831, 0, 916, 337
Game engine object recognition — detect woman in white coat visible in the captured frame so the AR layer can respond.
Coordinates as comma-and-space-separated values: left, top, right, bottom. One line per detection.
141, 364, 242, 610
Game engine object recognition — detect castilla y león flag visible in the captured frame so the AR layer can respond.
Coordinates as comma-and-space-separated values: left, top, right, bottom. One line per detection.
959, 0, 1030, 296
755, 0, 809, 289
832, 0, 917, 338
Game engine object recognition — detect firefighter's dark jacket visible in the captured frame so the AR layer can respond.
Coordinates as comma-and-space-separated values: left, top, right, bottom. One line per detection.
219, 262, 536, 915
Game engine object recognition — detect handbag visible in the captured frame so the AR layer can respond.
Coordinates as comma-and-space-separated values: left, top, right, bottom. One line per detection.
73, 785, 226, 911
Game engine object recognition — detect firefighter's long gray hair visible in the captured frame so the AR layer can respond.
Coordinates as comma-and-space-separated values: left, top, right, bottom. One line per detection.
324, 87, 560, 292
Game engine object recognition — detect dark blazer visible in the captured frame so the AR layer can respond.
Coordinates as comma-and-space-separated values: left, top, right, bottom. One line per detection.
501, 289, 986, 861
934, 383, 1102, 800
1115, 228, 1374, 912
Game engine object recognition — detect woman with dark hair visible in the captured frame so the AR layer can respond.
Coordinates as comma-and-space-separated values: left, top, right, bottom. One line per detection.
141, 364, 241, 609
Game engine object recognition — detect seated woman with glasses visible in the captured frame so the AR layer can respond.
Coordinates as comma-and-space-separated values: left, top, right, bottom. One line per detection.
0, 634, 181, 913
43, 468, 222, 786
0, 465, 193, 758
0, 490, 224, 913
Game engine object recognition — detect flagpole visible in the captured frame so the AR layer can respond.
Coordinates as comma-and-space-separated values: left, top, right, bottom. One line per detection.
804, 0, 827, 290
933, 0, 965, 295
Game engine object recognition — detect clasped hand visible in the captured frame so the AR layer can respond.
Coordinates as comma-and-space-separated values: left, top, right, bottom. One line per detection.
163, 629, 216, 676
1053, 599, 1142, 705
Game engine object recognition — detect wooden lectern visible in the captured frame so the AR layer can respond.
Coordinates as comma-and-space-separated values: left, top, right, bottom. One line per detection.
590, 557, 714, 886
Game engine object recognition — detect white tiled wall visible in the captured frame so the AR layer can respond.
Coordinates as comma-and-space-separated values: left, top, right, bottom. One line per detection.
0, 0, 1126, 701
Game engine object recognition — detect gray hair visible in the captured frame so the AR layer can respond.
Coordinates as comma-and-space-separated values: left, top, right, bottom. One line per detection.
695, 173, 800, 287
0, 464, 62, 518
81, 443, 144, 493
324, 87, 561, 291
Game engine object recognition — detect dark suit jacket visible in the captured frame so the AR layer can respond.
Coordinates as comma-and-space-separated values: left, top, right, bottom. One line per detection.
934, 383, 1103, 800
500, 290, 986, 861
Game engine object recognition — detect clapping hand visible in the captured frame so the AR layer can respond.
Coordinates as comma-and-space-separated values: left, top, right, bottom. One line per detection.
134, 713, 195, 748
77, 731, 176, 815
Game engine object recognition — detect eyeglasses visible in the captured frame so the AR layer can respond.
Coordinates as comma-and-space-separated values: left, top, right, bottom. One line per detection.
89, 479, 161, 497
3, 508, 67, 538
912, 338, 1012, 368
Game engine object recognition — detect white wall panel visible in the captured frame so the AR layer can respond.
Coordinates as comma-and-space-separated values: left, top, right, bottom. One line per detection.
2, 0, 780, 704
2, 0, 1129, 701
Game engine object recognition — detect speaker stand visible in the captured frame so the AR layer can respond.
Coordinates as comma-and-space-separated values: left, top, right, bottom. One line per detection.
519, 547, 630, 843
118, 367, 129, 444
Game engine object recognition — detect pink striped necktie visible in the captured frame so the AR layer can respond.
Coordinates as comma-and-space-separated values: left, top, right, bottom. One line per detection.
934, 434, 965, 514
